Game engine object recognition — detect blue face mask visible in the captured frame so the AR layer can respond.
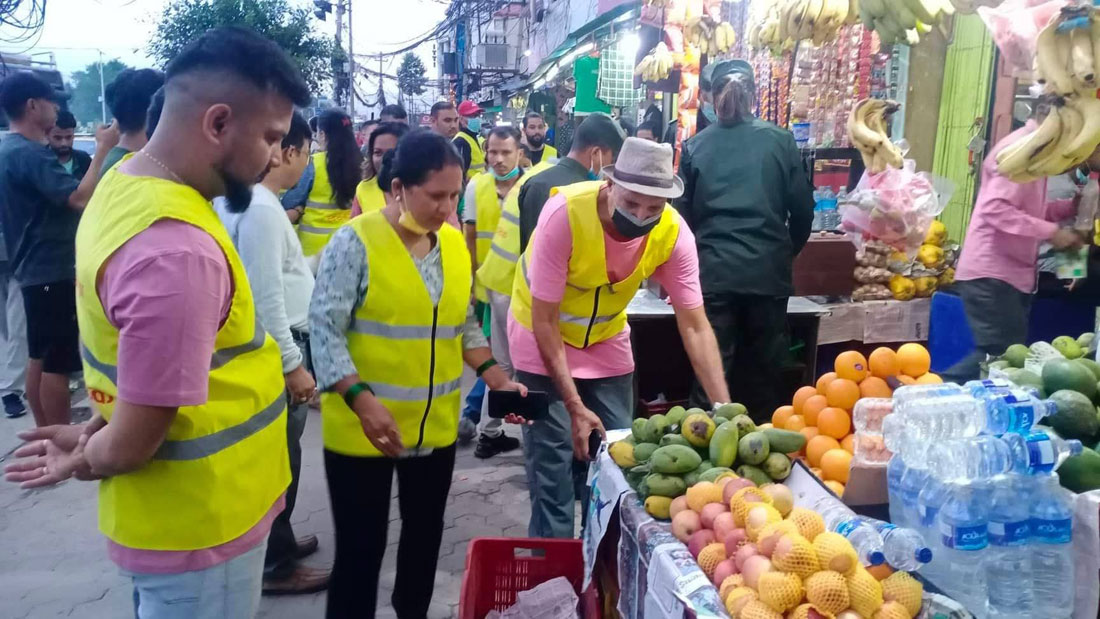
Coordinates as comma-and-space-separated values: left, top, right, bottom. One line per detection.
588, 151, 606, 181
702, 103, 717, 123
492, 166, 520, 181
466, 118, 482, 133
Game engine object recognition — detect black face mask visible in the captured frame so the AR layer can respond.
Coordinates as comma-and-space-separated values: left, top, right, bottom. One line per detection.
611, 206, 661, 239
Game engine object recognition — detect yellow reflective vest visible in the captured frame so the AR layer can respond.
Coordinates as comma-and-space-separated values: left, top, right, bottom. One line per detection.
476, 160, 554, 296
534, 144, 558, 162
510, 181, 680, 348
299, 152, 351, 256
75, 164, 289, 551
321, 211, 471, 457
454, 130, 485, 180
355, 177, 386, 215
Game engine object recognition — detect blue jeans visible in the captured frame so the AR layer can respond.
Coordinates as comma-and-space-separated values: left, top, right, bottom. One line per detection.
461, 377, 486, 424
127, 540, 267, 619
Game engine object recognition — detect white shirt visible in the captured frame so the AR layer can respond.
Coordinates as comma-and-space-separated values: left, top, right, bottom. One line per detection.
461, 177, 511, 224
216, 185, 315, 373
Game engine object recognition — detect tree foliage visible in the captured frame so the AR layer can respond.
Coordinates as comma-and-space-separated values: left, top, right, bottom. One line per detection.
397, 52, 427, 99
67, 59, 129, 126
147, 0, 335, 93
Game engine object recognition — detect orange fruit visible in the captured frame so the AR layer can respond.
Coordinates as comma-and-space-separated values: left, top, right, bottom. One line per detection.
773, 405, 795, 428
866, 564, 895, 581
785, 414, 807, 432
810, 467, 823, 479
916, 372, 943, 384
816, 372, 837, 395
859, 376, 892, 399
868, 347, 899, 378
840, 434, 855, 454
825, 379, 860, 410
803, 395, 828, 426
799, 426, 820, 445
821, 448, 853, 483
897, 343, 931, 378
817, 407, 852, 439
806, 435, 841, 467
823, 480, 846, 496
896, 374, 917, 385
835, 350, 870, 382
792, 385, 818, 414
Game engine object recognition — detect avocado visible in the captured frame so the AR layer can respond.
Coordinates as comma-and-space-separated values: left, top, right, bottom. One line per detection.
1056, 448, 1100, 493
1042, 359, 1097, 399
1047, 390, 1100, 442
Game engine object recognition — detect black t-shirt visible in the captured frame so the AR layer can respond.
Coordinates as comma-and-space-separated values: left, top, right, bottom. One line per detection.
528, 147, 544, 166
0, 134, 81, 285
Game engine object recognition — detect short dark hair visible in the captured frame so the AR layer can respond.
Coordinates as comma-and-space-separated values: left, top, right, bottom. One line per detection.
105, 68, 165, 133
391, 129, 462, 187
430, 101, 455, 118
54, 110, 77, 130
523, 111, 543, 128
0, 72, 59, 120
573, 113, 626, 154
376, 149, 397, 193
165, 26, 311, 108
282, 111, 312, 151
487, 125, 521, 147
380, 104, 407, 120
636, 120, 661, 138
145, 86, 165, 139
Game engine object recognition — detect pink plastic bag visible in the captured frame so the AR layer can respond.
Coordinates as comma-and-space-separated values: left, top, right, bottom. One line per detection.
840, 160, 952, 255
978, 0, 1068, 75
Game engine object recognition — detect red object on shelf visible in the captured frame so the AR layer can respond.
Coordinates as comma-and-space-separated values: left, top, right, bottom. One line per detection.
459, 537, 599, 619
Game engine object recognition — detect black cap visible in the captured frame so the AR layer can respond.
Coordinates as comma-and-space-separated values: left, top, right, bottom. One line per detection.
0, 71, 67, 111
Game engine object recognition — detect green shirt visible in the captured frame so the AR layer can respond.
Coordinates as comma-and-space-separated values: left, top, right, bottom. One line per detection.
99, 146, 131, 179
675, 118, 815, 297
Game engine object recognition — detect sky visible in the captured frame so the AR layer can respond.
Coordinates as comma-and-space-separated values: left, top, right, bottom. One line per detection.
0, 0, 446, 118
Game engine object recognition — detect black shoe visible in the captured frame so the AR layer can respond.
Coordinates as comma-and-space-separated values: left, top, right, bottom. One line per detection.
3, 393, 25, 418
474, 433, 520, 459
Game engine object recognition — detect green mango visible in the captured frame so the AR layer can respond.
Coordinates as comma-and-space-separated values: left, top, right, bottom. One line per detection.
643, 414, 669, 442
633, 442, 659, 463
737, 431, 771, 465
709, 421, 740, 468
665, 405, 687, 427
762, 428, 806, 454
735, 464, 772, 486
631, 418, 648, 443
762, 453, 792, 480
714, 403, 747, 421
645, 473, 687, 497
659, 434, 692, 448
731, 414, 757, 437
699, 467, 736, 483
1003, 343, 1030, 368
650, 445, 703, 474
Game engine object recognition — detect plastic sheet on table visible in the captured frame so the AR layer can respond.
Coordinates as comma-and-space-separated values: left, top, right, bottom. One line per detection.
484, 577, 579, 619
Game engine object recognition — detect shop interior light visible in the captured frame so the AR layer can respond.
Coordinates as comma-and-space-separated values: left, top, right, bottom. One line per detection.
523, 49, 532, 57
620, 32, 640, 57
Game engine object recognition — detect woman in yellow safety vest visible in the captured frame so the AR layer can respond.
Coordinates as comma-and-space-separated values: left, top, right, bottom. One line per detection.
351, 121, 408, 217
308, 130, 526, 618
298, 108, 362, 260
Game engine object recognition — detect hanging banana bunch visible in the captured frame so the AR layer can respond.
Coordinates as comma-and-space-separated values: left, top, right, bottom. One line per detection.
635, 42, 675, 82
684, 15, 737, 56
847, 98, 904, 174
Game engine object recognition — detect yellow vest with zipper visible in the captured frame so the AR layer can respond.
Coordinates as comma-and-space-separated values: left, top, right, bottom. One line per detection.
321, 211, 471, 457
75, 165, 289, 551
355, 178, 386, 214
299, 152, 350, 256
455, 130, 485, 180
510, 181, 680, 349
477, 160, 554, 296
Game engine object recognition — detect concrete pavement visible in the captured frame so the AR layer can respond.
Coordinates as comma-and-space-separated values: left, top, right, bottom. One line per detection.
0, 400, 532, 619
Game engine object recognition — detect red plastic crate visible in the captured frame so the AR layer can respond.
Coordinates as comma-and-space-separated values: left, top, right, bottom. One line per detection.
458, 537, 593, 619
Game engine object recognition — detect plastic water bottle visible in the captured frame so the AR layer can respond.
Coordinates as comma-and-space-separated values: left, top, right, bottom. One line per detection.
973, 389, 1055, 434
821, 187, 839, 229
812, 189, 825, 230
860, 517, 933, 571
985, 475, 1033, 619
814, 499, 887, 566
892, 383, 965, 409
938, 481, 990, 612
1029, 474, 1075, 618
917, 475, 952, 583
965, 378, 1040, 399
887, 454, 907, 526
893, 394, 986, 440
927, 432, 1083, 482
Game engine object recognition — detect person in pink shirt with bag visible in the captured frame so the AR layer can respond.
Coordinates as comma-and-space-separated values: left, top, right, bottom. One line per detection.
944, 102, 1096, 383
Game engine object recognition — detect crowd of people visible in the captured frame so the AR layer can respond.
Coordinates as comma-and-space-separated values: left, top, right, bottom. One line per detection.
0, 25, 820, 619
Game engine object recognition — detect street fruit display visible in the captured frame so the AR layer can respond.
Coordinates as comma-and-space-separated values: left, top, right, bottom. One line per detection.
996, 7, 1100, 181
856, 0, 955, 45
635, 42, 675, 82
749, 0, 861, 51
847, 99, 903, 174
683, 15, 737, 56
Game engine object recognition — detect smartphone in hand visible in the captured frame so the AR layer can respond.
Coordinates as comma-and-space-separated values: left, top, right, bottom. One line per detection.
487, 390, 549, 421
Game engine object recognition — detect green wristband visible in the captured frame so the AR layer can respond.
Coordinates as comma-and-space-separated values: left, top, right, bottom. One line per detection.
476, 358, 498, 377
344, 381, 373, 409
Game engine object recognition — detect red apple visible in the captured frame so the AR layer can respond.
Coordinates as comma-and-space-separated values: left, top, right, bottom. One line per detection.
712, 558, 738, 587
722, 477, 757, 504
733, 541, 759, 571
687, 529, 717, 559
724, 528, 749, 556
712, 512, 736, 541
699, 502, 728, 529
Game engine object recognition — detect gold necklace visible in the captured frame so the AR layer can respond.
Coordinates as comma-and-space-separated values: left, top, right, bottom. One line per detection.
139, 150, 184, 184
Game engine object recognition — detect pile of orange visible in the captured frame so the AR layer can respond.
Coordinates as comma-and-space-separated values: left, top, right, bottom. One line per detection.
770, 343, 938, 497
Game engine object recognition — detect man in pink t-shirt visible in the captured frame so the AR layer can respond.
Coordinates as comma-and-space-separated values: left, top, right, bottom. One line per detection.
509, 138, 731, 539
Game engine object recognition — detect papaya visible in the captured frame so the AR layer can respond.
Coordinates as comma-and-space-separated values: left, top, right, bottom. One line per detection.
651, 445, 703, 474
645, 473, 687, 497
709, 421, 740, 468
762, 428, 806, 454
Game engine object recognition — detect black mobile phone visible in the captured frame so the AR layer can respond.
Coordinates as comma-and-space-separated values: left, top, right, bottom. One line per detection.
487, 389, 549, 420
588, 429, 602, 461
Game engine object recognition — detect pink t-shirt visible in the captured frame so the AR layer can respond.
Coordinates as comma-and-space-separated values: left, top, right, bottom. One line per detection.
508, 193, 703, 379
97, 218, 283, 573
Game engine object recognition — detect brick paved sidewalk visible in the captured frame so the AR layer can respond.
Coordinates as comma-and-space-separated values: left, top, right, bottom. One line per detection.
0, 403, 532, 619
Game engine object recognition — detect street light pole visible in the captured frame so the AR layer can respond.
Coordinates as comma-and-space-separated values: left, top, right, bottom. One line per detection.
98, 50, 106, 124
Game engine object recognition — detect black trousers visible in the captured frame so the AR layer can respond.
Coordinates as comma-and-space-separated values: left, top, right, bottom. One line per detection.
942, 278, 1032, 384
324, 444, 456, 619
691, 293, 790, 423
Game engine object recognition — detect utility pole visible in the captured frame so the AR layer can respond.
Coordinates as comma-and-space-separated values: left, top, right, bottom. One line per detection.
335, 1, 344, 107
97, 50, 106, 124
347, 0, 355, 119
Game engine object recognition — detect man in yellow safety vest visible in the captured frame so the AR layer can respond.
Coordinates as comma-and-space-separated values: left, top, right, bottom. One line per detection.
521, 111, 557, 165
453, 100, 486, 180
4, 27, 310, 618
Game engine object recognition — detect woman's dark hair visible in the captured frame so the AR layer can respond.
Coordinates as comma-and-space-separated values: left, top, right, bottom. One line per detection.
105, 68, 165, 133
365, 121, 410, 179
714, 73, 754, 125
391, 129, 463, 187
376, 149, 397, 194
318, 108, 362, 208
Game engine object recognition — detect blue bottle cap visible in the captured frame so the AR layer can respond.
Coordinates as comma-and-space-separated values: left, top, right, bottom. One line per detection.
868, 550, 886, 566
916, 547, 933, 563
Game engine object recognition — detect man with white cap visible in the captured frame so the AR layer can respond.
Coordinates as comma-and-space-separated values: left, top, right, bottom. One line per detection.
509, 137, 731, 538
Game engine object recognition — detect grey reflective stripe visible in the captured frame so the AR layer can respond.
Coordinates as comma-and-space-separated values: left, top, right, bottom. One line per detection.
297, 223, 335, 234
350, 319, 462, 340
371, 377, 462, 402
154, 393, 285, 461
81, 343, 117, 383
305, 200, 341, 210
476, 231, 494, 240
519, 256, 614, 325
500, 210, 519, 225
210, 320, 265, 370
489, 243, 518, 263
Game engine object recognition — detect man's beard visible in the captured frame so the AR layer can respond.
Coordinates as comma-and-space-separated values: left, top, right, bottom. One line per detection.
221, 170, 254, 213
51, 146, 71, 157
526, 133, 544, 148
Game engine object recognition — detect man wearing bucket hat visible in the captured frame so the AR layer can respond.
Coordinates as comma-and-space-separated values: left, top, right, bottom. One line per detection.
676, 59, 814, 420
510, 137, 731, 539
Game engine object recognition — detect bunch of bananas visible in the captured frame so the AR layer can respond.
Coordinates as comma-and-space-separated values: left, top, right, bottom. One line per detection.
946, 0, 1002, 14
847, 98, 904, 174
857, 0, 954, 45
684, 16, 737, 56
750, 0, 859, 52
635, 42, 675, 82
997, 8, 1100, 182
